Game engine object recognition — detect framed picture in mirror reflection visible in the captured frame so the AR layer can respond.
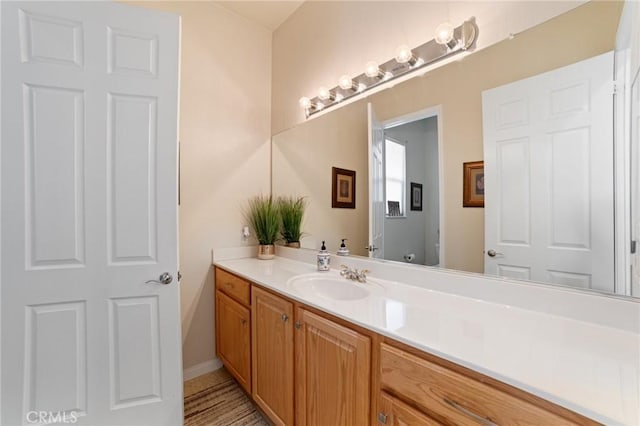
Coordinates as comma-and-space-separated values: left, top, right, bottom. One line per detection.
463, 161, 484, 207
332, 167, 356, 208
410, 182, 423, 211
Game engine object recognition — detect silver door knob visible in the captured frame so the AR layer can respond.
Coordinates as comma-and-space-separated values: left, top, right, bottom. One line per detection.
146, 272, 173, 285
487, 249, 502, 257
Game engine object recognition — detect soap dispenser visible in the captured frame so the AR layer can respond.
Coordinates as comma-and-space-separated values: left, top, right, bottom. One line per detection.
317, 241, 331, 272
336, 239, 350, 256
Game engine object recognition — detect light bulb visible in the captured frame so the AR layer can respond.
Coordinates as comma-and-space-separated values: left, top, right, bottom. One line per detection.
395, 45, 413, 64
299, 96, 311, 109
318, 86, 331, 100
339, 75, 353, 90
435, 22, 454, 45
365, 61, 380, 78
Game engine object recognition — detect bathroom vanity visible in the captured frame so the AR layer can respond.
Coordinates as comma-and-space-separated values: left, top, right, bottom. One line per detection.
213, 247, 639, 426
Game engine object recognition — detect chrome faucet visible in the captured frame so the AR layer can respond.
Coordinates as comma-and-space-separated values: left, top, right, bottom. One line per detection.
340, 265, 369, 283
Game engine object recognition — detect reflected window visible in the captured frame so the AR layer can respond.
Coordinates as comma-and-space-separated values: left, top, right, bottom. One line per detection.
385, 138, 406, 216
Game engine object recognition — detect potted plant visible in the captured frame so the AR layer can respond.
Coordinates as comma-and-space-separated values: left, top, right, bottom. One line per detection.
246, 195, 280, 259
278, 196, 307, 248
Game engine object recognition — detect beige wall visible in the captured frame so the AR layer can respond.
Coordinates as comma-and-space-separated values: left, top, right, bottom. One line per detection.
272, 1, 587, 134
272, 102, 369, 255
272, 1, 622, 273
128, 2, 272, 370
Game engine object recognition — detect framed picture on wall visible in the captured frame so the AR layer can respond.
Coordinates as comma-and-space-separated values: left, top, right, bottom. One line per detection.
463, 161, 484, 207
410, 182, 423, 211
332, 167, 356, 208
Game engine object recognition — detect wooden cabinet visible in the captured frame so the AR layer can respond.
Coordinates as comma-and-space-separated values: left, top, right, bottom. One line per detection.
216, 267, 251, 305
214, 267, 252, 393
215, 291, 251, 393
295, 308, 371, 426
213, 266, 598, 426
251, 286, 294, 426
379, 392, 440, 426
378, 342, 597, 426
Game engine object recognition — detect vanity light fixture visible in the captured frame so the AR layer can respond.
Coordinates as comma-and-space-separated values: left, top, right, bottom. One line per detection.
365, 61, 386, 79
434, 22, 458, 50
339, 75, 366, 92
299, 18, 478, 118
318, 86, 336, 101
395, 45, 420, 67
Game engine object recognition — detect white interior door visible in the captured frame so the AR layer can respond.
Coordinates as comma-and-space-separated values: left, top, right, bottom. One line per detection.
368, 103, 384, 259
483, 52, 614, 292
1, 2, 182, 425
631, 74, 640, 296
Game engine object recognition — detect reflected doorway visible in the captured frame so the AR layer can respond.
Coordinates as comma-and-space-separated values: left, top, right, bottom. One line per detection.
369, 106, 443, 266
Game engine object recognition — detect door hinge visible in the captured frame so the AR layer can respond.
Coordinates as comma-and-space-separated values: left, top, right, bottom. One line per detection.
631, 240, 637, 254
612, 80, 623, 95
177, 271, 182, 281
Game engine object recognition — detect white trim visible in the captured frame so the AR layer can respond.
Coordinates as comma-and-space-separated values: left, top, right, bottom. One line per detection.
381, 105, 445, 267
183, 358, 223, 382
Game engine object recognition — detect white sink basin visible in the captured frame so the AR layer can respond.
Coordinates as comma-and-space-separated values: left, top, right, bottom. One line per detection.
286, 273, 371, 301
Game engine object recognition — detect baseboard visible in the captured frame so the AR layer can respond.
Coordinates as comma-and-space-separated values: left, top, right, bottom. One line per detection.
183, 358, 223, 381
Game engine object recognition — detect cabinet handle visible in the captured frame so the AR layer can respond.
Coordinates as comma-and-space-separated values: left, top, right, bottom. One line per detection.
281, 314, 289, 322
241, 319, 247, 325
443, 398, 497, 426
377, 412, 387, 424
294, 321, 301, 329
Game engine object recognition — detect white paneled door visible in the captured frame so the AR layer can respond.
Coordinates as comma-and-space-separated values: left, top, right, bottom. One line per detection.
368, 103, 384, 259
483, 52, 614, 292
1, 2, 182, 425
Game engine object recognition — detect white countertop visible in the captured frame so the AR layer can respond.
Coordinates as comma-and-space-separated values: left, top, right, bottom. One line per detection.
213, 248, 640, 425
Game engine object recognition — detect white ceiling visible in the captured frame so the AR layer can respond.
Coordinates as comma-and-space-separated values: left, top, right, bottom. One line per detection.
216, 1, 304, 31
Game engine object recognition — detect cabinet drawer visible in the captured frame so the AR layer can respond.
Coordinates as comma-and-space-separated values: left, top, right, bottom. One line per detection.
380, 343, 579, 426
379, 392, 440, 426
215, 267, 251, 305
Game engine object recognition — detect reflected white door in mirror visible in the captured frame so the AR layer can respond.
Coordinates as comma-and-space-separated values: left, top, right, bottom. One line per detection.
483, 52, 615, 293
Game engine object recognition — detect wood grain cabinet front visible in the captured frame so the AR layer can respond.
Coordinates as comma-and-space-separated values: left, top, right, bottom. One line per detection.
295, 308, 371, 426
251, 286, 295, 426
215, 290, 251, 393
215, 267, 251, 305
378, 342, 598, 426
378, 392, 440, 426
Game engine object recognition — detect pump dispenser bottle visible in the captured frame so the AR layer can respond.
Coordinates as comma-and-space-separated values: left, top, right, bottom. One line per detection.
317, 241, 330, 271
336, 239, 350, 256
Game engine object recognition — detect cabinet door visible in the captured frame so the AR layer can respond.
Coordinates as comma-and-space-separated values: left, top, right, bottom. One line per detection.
215, 290, 251, 393
252, 286, 294, 426
296, 308, 371, 426
379, 392, 440, 426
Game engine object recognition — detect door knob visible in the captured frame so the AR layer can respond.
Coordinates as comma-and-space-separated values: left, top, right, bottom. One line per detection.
146, 272, 173, 285
487, 249, 503, 258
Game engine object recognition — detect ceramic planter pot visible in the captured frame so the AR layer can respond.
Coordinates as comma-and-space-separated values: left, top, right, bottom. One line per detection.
257, 244, 275, 260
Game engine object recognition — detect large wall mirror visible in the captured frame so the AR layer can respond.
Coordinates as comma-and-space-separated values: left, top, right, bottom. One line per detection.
272, 1, 640, 299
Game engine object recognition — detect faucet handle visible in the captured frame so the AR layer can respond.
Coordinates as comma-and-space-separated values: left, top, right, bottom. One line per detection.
357, 269, 369, 282
340, 264, 349, 276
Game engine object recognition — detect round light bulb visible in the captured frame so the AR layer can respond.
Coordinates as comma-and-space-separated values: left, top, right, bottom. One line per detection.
339, 75, 353, 90
395, 45, 413, 64
365, 61, 380, 78
318, 86, 331, 100
299, 96, 311, 108
435, 22, 454, 45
